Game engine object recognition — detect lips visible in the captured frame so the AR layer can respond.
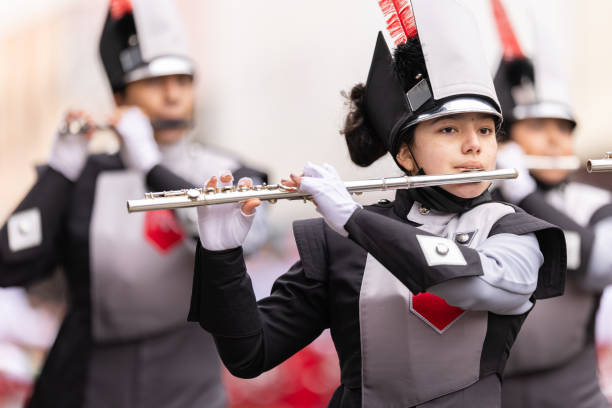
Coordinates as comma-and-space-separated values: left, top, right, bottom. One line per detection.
454, 163, 484, 172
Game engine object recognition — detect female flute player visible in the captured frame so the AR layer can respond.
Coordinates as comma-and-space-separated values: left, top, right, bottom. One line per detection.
187, 1, 566, 406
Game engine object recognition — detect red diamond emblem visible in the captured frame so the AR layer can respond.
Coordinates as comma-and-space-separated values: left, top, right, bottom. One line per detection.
144, 210, 184, 253
410, 292, 465, 334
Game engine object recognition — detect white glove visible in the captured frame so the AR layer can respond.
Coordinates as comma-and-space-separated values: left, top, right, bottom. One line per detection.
496, 141, 537, 204
197, 171, 257, 251
115, 107, 162, 173
48, 116, 90, 182
298, 162, 361, 237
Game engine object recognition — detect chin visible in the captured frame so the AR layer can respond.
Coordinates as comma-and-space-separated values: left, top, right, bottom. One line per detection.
443, 182, 491, 199
531, 169, 569, 186
154, 130, 184, 145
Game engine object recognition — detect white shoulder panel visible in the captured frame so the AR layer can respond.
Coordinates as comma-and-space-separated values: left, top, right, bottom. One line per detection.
7, 208, 42, 252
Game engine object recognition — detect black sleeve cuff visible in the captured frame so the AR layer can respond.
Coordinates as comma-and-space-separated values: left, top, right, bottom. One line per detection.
188, 241, 262, 337
345, 208, 483, 294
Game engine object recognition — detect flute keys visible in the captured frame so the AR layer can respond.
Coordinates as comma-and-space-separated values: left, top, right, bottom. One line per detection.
187, 189, 200, 200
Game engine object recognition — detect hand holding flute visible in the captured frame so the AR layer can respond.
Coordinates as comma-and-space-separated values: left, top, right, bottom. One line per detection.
49, 110, 96, 181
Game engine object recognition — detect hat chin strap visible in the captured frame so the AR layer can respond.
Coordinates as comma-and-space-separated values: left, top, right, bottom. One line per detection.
407, 145, 424, 176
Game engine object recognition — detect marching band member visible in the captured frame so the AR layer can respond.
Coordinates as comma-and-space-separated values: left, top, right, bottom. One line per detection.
187, 1, 566, 406
481, 1, 612, 407
0, 0, 267, 407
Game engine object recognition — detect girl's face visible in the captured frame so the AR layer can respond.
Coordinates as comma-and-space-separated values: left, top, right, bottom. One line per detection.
396, 113, 498, 198
511, 118, 574, 185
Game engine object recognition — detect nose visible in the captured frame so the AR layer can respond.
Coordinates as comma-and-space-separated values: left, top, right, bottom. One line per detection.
163, 78, 181, 103
462, 129, 481, 155
544, 121, 565, 153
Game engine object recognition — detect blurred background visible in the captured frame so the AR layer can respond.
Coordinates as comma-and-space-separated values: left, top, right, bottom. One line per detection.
0, 0, 611, 407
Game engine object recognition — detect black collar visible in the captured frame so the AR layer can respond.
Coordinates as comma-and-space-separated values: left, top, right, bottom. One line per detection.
393, 185, 493, 219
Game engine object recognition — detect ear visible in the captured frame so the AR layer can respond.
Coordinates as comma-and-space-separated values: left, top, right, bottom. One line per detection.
396, 144, 416, 174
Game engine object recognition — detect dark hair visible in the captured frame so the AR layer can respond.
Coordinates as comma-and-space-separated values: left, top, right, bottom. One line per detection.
341, 37, 426, 167
340, 83, 387, 167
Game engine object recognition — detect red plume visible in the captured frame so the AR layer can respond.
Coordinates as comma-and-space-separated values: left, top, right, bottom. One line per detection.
378, 0, 417, 45
110, 0, 133, 20
490, 0, 524, 60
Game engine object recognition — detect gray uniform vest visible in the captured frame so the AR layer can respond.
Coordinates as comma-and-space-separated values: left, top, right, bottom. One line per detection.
360, 201, 518, 407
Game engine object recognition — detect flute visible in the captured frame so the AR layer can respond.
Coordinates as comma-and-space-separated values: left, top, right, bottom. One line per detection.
126, 168, 518, 213
59, 117, 192, 136
587, 152, 612, 173
524, 155, 581, 170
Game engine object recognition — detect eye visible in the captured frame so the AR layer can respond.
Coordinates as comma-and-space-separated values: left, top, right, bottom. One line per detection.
146, 77, 164, 87
440, 127, 457, 134
479, 127, 494, 135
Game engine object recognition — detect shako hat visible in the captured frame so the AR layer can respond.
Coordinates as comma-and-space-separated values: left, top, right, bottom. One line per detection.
489, 0, 576, 134
364, 0, 503, 157
99, 0, 195, 92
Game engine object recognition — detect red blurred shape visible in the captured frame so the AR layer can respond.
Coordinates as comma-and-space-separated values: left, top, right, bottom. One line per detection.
144, 210, 184, 253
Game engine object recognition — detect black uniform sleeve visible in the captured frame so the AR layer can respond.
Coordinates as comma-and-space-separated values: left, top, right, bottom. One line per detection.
188, 241, 329, 379
518, 191, 593, 275
0, 167, 73, 287
233, 165, 268, 185
145, 164, 195, 191
344, 208, 484, 294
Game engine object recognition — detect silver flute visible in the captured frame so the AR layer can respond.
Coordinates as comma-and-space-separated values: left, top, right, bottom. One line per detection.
59, 117, 192, 136
587, 152, 612, 173
126, 168, 518, 213
524, 155, 581, 170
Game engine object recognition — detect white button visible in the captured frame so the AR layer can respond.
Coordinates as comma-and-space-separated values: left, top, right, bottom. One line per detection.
18, 220, 32, 234
435, 243, 449, 256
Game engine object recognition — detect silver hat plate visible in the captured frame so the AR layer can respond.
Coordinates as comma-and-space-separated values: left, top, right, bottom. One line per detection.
513, 101, 575, 124
124, 56, 195, 84
404, 96, 503, 130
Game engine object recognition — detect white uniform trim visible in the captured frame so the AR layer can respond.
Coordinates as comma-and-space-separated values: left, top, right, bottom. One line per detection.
583, 218, 612, 291
416, 235, 467, 266
7, 208, 42, 252
563, 230, 581, 270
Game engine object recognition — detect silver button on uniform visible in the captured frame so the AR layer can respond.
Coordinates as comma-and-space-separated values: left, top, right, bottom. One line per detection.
435, 243, 449, 256
18, 220, 31, 235
455, 233, 469, 244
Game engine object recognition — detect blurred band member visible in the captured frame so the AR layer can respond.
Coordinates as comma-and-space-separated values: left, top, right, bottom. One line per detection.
485, 1, 612, 406
0, 0, 267, 407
